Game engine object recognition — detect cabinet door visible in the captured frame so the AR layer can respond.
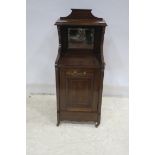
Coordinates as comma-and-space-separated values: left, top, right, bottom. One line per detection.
60, 68, 99, 112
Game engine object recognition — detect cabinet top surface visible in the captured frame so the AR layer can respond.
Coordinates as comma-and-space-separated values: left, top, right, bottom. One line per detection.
57, 51, 102, 68
55, 9, 107, 26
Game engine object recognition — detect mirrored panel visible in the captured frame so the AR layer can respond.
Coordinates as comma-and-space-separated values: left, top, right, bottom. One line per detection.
68, 28, 94, 49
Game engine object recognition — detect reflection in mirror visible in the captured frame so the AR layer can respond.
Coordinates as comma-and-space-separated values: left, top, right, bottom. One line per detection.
68, 28, 94, 49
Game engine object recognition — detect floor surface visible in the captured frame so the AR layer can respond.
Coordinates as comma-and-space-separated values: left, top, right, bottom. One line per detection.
27, 95, 128, 155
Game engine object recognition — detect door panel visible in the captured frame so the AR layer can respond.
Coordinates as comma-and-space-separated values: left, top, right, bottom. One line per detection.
60, 68, 99, 112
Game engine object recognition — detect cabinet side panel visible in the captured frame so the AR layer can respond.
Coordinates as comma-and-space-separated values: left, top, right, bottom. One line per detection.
55, 67, 60, 124
96, 68, 104, 124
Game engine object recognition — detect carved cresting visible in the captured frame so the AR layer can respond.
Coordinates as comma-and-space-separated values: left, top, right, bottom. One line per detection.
60, 9, 103, 20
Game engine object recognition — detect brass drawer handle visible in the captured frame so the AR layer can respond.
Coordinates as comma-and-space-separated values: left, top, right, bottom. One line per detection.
83, 71, 86, 75
73, 71, 77, 74
66, 71, 86, 76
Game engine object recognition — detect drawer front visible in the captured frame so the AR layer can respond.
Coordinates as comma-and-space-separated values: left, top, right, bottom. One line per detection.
60, 68, 100, 112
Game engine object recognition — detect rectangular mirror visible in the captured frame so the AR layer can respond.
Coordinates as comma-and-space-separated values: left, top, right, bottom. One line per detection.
68, 28, 94, 49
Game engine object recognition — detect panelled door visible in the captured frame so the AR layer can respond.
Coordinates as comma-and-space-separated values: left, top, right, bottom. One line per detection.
60, 68, 100, 112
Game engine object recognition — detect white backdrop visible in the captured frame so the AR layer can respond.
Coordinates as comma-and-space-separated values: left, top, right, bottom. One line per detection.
27, 0, 128, 96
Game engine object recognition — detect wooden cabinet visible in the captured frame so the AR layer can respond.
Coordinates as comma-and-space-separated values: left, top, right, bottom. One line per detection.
54, 9, 107, 127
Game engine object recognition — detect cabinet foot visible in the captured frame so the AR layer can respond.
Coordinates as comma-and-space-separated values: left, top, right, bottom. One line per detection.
95, 122, 100, 127
56, 121, 60, 126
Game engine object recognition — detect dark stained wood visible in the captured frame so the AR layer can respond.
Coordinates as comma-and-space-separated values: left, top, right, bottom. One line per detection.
60, 111, 98, 122
60, 68, 99, 112
60, 9, 102, 20
58, 51, 101, 68
55, 19, 106, 26
55, 9, 107, 26
54, 9, 107, 127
